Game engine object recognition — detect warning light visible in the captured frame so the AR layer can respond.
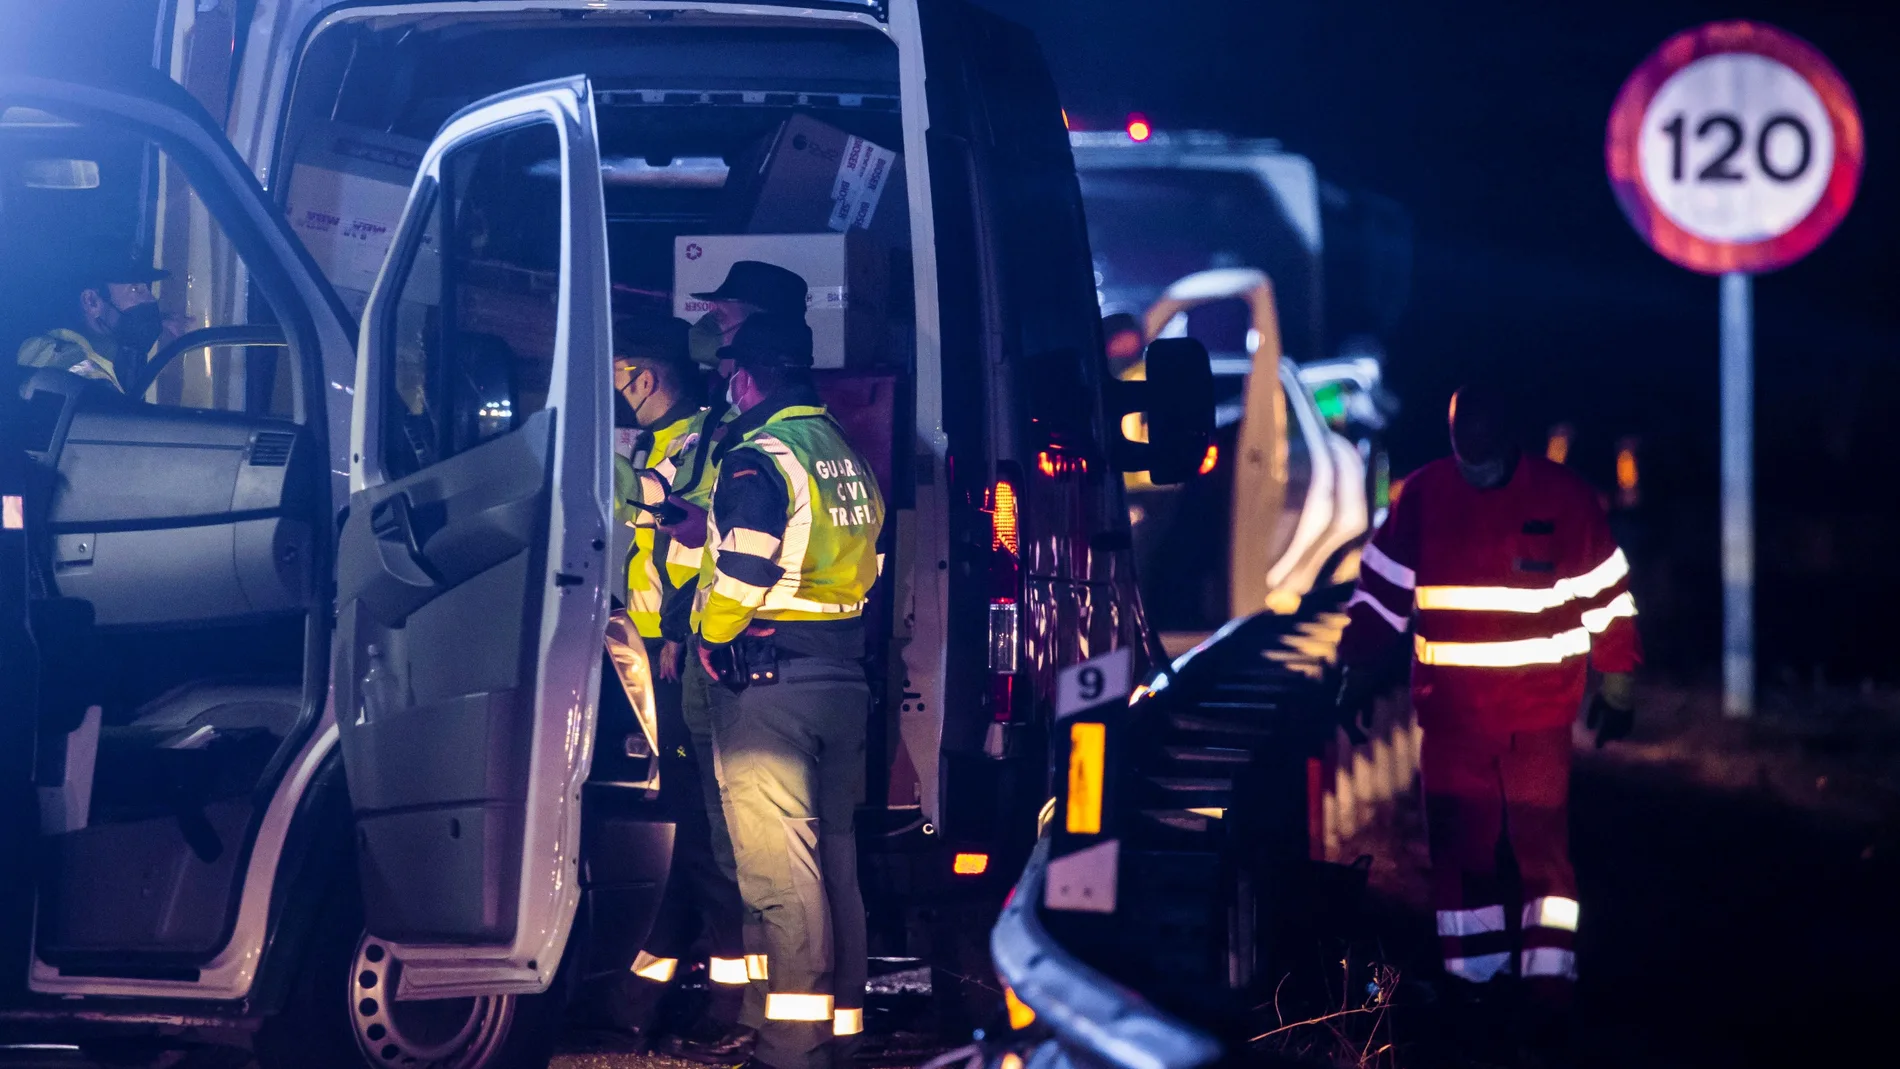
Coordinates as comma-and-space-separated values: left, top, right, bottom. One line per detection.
1616, 436, 1640, 508
1061, 108, 1070, 130
1198, 444, 1219, 475
1546, 423, 1573, 465
1004, 987, 1036, 1030
952, 852, 990, 876
1125, 113, 1152, 142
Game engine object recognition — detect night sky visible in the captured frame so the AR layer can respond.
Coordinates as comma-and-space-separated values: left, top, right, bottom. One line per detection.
983, 0, 1897, 680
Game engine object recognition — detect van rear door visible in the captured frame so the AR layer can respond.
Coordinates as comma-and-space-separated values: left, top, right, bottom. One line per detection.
331, 76, 612, 999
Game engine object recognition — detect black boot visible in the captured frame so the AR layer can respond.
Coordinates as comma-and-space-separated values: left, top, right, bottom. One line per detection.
662, 1020, 759, 1065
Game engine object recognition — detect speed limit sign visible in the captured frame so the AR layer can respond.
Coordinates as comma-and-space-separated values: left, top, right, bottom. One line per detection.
1607, 20, 1862, 273
1606, 21, 1861, 719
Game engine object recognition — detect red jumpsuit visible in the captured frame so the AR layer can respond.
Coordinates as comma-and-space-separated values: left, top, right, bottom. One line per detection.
1340, 454, 1640, 990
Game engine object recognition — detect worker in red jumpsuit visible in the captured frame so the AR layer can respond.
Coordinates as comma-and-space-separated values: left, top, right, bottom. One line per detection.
1336, 382, 1639, 1038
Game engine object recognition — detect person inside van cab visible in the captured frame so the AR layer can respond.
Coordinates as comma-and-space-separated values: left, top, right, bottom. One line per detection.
16, 239, 183, 396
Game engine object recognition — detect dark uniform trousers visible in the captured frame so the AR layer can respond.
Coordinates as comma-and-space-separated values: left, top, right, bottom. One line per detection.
707, 655, 869, 1069
641, 640, 747, 993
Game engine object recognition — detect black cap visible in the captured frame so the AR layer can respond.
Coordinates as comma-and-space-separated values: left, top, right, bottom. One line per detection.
69, 236, 169, 289
690, 260, 808, 316
614, 310, 691, 366
720, 312, 814, 371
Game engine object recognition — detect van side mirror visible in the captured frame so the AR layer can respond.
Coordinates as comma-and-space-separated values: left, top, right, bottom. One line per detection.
1111, 337, 1214, 485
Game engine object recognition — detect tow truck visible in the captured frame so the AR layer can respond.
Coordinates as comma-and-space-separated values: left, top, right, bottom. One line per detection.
1071, 128, 1409, 642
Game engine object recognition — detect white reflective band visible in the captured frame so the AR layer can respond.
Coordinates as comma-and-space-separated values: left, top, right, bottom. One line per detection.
712, 570, 771, 606
753, 433, 813, 596
1568, 548, 1629, 600
637, 470, 671, 506
666, 539, 704, 570
746, 954, 770, 981
720, 527, 783, 558
1348, 588, 1409, 632
1416, 584, 1569, 614
1414, 549, 1631, 615
632, 951, 677, 983
833, 1008, 864, 1036
1581, 591, 1638, 634
876, 552, 886, 576
1521, 947, 1577, 979
764, 993, 834, 1021
759, 591, 868, 615
1522, 896, 1580, 932
1361, 543, 1416, 590
1444, 952, 1511, 983
1436, 905, 1507, 938
2, 495, 22, 530
709, 957, 749, 986
1414, 628, 1591, 668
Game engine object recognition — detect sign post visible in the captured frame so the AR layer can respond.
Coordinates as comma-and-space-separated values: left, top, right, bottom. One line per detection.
1607, 20, 1861, 717
1719, 272, 1752, 716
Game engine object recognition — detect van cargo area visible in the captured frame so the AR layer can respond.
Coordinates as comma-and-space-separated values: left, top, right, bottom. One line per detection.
277, 7, 955, 952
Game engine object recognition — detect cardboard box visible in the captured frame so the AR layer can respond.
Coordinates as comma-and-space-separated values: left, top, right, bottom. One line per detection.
282, 121, 433, 317
723, 114, 909, 250
674, 232, 890, 370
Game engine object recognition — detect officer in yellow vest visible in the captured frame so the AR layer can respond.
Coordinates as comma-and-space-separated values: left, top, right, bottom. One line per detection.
692, 313, 884, 1069
596, 316, 753, 1053
16, 242, 175, 395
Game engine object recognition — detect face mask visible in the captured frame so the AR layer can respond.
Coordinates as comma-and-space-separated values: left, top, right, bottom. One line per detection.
1457, 456, 1510, 489
110, 300, 164, 356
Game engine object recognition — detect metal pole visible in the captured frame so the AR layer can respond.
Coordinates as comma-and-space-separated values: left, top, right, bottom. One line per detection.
1720, 272, 1754, 717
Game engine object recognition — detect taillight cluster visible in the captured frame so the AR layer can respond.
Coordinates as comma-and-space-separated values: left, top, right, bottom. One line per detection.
986, 477, 1022, 753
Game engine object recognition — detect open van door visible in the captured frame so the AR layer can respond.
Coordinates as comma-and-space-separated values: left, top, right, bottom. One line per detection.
332, 76, 612, 1000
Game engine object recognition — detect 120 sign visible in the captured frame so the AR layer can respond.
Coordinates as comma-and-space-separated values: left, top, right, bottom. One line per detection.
1659, 111, 1813, 184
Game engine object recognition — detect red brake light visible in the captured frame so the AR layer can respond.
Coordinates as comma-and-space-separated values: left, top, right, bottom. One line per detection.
1199, 444, 1219, 475
1126, 113, 1152, 142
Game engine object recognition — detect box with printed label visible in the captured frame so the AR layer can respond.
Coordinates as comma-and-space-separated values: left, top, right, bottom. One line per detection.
674, 232, 890, 370
282, 121, 433, 317
722, 113, 909, 250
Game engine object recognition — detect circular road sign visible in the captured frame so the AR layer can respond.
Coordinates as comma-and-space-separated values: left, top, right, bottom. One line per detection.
1606, 20, 1862, 274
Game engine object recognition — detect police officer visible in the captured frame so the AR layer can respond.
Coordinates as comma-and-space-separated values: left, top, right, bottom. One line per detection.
660, 264, 812, 1065
692, 313, 884, 1069
17, 240, 178, 395
596, 315, 753, 1052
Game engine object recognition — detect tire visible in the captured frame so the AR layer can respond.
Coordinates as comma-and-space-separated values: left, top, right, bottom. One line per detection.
254, 886, 561, 1069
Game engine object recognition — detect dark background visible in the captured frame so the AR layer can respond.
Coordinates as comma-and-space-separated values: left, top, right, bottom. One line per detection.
981, 0, 1898, 683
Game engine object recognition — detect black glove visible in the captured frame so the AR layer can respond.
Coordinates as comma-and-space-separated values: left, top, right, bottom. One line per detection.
1334, 665, 1379, 746
1585, 693, 1635, 748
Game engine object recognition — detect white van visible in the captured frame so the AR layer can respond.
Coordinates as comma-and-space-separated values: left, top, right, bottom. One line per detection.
0, 3, 1215, 1066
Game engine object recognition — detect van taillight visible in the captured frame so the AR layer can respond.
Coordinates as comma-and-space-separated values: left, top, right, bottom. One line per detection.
987, 478, 1023, 753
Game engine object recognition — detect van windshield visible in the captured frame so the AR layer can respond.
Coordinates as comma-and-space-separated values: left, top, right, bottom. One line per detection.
1078, 167, 1318, 363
